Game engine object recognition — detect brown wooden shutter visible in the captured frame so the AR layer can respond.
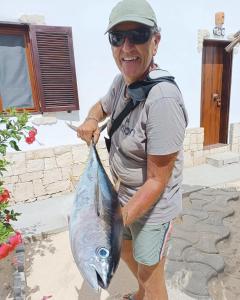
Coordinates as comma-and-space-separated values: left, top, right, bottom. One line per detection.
29, 25, 79, 112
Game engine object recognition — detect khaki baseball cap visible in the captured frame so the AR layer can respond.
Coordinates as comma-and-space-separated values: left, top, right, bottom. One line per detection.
105, 0, 158, 33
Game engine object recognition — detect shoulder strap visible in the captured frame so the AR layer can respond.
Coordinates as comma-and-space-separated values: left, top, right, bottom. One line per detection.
108, 99, 139, 137
105, 69, 178, 152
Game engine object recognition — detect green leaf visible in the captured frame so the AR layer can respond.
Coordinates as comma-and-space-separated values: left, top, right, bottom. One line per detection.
9, 140, 20, 151
0, 144, 7, 155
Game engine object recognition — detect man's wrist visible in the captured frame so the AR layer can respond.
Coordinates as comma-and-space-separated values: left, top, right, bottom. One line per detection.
85, 116, 99, 123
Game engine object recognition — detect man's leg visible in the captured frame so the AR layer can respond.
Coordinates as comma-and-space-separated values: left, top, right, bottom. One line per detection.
121, 240, 145, 300
137, 257, 168, 300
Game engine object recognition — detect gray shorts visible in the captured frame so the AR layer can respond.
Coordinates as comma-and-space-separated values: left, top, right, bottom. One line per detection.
123, 220, 173, 266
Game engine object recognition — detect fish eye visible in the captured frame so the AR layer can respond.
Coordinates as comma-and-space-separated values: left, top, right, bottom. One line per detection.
96, 247, 109, 259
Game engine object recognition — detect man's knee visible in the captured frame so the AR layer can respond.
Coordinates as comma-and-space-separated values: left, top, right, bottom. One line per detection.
137, 259, 166, 285
121, 240, 133, 262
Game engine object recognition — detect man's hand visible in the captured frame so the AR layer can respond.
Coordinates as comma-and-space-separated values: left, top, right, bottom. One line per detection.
77, 119, 100, 145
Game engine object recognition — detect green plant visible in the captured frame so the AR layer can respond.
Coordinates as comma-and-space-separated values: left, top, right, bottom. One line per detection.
0, 109, 37, 259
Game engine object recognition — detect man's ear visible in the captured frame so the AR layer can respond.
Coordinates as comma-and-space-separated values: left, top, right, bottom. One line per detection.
153, 33, 161, 56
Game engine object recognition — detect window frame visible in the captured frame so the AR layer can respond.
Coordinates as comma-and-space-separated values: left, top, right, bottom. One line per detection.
0, 24, 40, 112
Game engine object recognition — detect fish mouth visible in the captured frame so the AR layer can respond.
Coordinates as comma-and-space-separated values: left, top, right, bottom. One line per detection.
95, 270, 108, 289
89, 264, 109, 290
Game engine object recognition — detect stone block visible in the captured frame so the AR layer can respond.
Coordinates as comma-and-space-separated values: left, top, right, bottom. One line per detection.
183, 137, 190, 146
33, 179, 46, 197
11, 160, 27, 176
46, 180, 71, 194
44, 157, 57, 170
197, 134, 204, 144
54, 145, 72, 155
27, 159, 44, 172
72, 144, 89, 163
26, 148, 54, 159
4, 164, 13, 177
186, 127, 203, 134
4, 176, 19, 184
190, 134, 198, 144
6, 152, 25, 162
56, 152, 73, 167
61, 166, 72, 180
189, 144, 199, 151
43, 168, 62, 184
14, 182, 34, 202
19, 171, 43, 182
72, 163, 86, 177
183, 151, 193, 168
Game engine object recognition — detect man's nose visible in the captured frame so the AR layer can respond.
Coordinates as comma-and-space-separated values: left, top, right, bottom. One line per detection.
122, 36, 134, 50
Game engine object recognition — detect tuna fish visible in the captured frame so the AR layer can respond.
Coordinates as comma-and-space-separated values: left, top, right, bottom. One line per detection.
68, 143, 123, 292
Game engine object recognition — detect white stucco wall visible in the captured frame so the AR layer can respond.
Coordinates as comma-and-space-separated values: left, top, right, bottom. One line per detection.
1, 0, 240, 150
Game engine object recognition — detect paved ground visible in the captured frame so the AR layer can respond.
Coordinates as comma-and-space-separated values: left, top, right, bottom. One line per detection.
10, 162, 240, 299
166, 187, 239, 299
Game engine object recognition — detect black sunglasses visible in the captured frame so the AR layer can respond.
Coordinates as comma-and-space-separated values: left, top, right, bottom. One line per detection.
108, 27, 155, 47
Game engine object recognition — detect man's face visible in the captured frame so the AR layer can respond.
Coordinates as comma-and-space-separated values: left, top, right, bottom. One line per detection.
110, 22, 160, 85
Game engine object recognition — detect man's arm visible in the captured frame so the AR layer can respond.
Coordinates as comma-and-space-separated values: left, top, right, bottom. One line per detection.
77, 101, 107, 145
121, 152, 177, 226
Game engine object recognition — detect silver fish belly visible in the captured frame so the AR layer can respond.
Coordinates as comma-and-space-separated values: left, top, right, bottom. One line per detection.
69, 144, 123, 292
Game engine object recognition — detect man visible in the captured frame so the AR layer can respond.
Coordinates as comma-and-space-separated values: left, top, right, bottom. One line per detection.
77, 0, 188, 299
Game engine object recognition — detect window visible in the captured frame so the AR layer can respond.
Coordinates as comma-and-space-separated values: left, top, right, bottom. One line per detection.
0, 23, 79, 112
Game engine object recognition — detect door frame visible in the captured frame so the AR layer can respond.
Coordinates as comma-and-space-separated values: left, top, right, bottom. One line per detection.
200, 39, 233, 146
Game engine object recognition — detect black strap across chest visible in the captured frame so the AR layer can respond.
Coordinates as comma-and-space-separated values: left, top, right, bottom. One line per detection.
105, 75, 178, 153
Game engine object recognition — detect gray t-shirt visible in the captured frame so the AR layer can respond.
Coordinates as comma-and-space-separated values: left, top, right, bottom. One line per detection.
100, 72, 188, 225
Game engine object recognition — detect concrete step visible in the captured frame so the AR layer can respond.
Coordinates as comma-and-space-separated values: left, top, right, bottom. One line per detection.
206, 151, 240, 167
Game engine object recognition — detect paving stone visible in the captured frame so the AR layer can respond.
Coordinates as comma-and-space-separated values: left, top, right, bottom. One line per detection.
182, 215, 200, 226
200, 211, 234, 226
182, 248, 225, 272
189, 193, 213, 202
198, 188, 221, 195
190, 199, 209, 209
165, 260, 187, 279
177, 223, 230, 239
168, 238, 192, 261
194, 234, 221, 254
182, 184, 205, 197
171, 227, 200, 244
202, 202, 234, 214
166, 261, 216, 298
181, 208, 209, 220
181, 263, 217, 298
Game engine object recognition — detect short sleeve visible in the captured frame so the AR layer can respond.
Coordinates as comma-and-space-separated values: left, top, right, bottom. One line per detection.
146, 92, 187, 156
100, 74, 123, 116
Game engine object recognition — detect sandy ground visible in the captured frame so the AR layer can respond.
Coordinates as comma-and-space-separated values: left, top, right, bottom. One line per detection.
23, 232, 194, 300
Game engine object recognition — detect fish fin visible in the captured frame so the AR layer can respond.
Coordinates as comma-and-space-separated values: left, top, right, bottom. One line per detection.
94, 166, 100, 217
94, 167, 104, 217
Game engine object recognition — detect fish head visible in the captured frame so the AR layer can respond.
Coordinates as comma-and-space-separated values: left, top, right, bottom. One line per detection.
84, 246, 112, 291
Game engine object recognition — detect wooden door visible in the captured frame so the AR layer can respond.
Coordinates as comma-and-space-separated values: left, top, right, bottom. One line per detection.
200, 39, 233, 146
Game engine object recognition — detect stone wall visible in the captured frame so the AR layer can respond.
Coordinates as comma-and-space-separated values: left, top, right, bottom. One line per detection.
4, 123, 239, 204
183, 127, 231, 167
4, 141, 109, 204
229, 122, 240, 153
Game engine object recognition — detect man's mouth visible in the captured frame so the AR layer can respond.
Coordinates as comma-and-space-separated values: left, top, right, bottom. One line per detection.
122, 56, 139, 62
